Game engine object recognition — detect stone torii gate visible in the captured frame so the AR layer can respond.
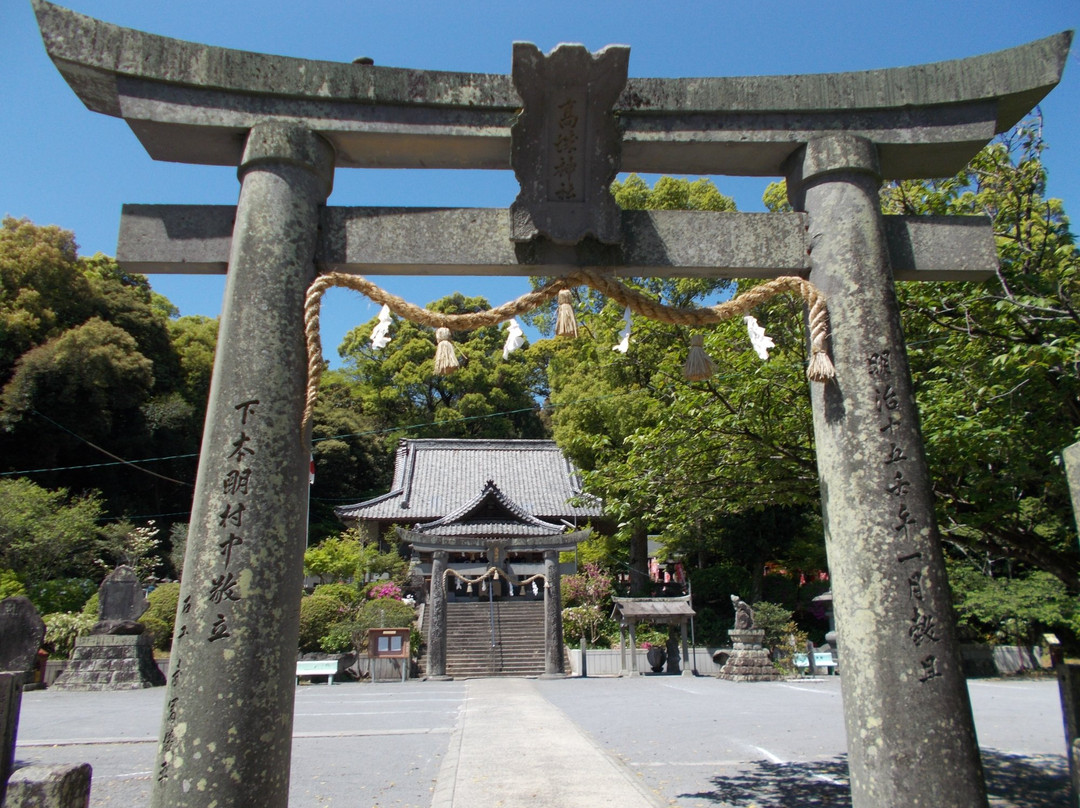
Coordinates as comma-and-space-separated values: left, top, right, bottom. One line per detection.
34, 2, 1071, 806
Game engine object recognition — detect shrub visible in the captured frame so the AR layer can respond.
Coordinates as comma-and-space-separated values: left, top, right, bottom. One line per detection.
81, 592, 99, 618
318, 621, 357, 654
299, 595, 351, 652
562, 604, 604, 643
0, 569, 26, 600
634, 624, 670, 649
367, 581, 402, 600
753, 600, 807, 672
141, 583, 181, 651
561, 562, 613, 609
313, 582, 362, 606
350, 597, 416, 651
43, 611, 95, 659
26, 578, 97, 615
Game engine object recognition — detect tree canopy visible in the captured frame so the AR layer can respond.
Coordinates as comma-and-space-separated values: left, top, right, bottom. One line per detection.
882, 119, 1080, 592
0, 217, 208, 584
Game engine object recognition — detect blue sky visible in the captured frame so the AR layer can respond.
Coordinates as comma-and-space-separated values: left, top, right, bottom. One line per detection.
2, 1, 1077, 365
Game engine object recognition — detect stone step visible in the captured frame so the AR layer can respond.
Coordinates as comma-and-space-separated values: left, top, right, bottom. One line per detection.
428, 600, 549, 678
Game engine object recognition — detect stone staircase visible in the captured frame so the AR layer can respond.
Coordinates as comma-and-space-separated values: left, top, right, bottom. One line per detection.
422, 600, 547, 678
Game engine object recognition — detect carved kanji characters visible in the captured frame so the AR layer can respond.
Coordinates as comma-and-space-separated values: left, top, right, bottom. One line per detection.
209, 571, 241, 603
208, 613, 230, 642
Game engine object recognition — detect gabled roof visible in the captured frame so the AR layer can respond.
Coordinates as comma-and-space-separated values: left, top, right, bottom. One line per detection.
612, 596, 696, 621
335, 439, 602, 525
411, 480, 566, 537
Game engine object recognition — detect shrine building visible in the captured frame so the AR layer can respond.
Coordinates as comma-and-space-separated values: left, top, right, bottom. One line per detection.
335, 438, 604, 677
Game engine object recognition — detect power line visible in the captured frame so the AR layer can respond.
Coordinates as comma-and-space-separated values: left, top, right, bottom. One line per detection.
21, 410, 194, 487
0, 452, 198, 477
4, 359, 808, 479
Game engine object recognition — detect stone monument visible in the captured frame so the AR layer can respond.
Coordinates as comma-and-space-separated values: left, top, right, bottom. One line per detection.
33, 3, 1072, 805
0, 596, 45, 676
51, 566, 165, 691
0, 596, 46, 804
716, 594, 781, 682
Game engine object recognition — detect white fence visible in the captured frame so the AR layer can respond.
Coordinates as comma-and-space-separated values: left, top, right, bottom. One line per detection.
566, 647, 727, 676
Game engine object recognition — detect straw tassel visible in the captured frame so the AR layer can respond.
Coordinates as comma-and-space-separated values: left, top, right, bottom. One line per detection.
555, 289, 578, 337
683, 334, 717, 381
806, 350, 835, 382
434, 327, 459, 375
805, 295, 836, 382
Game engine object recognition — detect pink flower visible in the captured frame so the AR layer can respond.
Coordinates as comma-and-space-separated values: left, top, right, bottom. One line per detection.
369, 582, 402, 600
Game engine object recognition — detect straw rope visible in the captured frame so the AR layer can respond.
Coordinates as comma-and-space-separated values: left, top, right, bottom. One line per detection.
444, 566, 550, 591
303, 270, 834, 432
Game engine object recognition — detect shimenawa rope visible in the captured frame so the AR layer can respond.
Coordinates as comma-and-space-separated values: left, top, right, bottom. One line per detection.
302, 270, 834, 431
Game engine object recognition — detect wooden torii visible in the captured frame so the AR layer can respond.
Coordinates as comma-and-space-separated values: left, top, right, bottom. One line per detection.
33, 2, 1072, 806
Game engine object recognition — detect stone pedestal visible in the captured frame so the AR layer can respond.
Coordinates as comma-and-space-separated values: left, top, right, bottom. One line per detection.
51, 634, 165, 691
716, 629, 781, 682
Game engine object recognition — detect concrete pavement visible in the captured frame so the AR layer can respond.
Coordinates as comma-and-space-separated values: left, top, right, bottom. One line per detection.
431, 677, 663, 808
10, 674, 1069, 807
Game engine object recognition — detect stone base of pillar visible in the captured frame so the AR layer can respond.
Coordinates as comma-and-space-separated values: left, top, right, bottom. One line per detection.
51, 634, 165, 691
425, 675, 454, 682
4, 763, 92, 808
716, 629, 782, 682
539, 672, 568, 679
681, 670, 694, 677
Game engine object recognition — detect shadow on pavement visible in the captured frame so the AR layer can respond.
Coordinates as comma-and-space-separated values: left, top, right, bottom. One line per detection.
678, 750, 1067, 808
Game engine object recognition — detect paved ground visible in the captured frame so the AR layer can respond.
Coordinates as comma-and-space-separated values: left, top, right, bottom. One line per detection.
11, 674, 1068, 807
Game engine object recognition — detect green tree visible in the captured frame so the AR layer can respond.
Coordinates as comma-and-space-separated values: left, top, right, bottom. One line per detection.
0, 220, 203, 524
303, 531, 365, 584
0, 478, 109, 587
2, 317, 154, 431
168, 315, 218, 408
879, 117, 1080, 592
168, 522, 189, 579
307, 369, 395, 542
947, 563, 1079, 646
338, 292, 548, 441
544, 176, 824, 600
542, 175, 739, 593
96, 520, 163, 581
303, 527, 406, 585
0, 217, 94, 383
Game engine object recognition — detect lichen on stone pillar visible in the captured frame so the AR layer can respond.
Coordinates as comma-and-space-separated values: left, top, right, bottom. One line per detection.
787, 132, 988, 808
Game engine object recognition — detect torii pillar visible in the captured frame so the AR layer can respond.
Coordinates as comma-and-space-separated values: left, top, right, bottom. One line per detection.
789, 134, 986, 806
152, 122, 334, 808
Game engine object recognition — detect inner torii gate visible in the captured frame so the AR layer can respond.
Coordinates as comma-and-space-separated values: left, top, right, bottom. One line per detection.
34, 3, 1071, 806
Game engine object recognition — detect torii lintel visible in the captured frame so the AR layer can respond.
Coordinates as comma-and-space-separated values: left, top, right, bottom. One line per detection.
34, 0, 1071, 180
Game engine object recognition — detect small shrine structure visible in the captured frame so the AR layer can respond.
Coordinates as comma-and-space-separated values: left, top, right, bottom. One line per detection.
611, 596, 695, 676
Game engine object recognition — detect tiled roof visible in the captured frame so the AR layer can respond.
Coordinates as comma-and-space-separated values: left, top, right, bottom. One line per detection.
335, 439, 602, 525
411, 480, 567, 537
